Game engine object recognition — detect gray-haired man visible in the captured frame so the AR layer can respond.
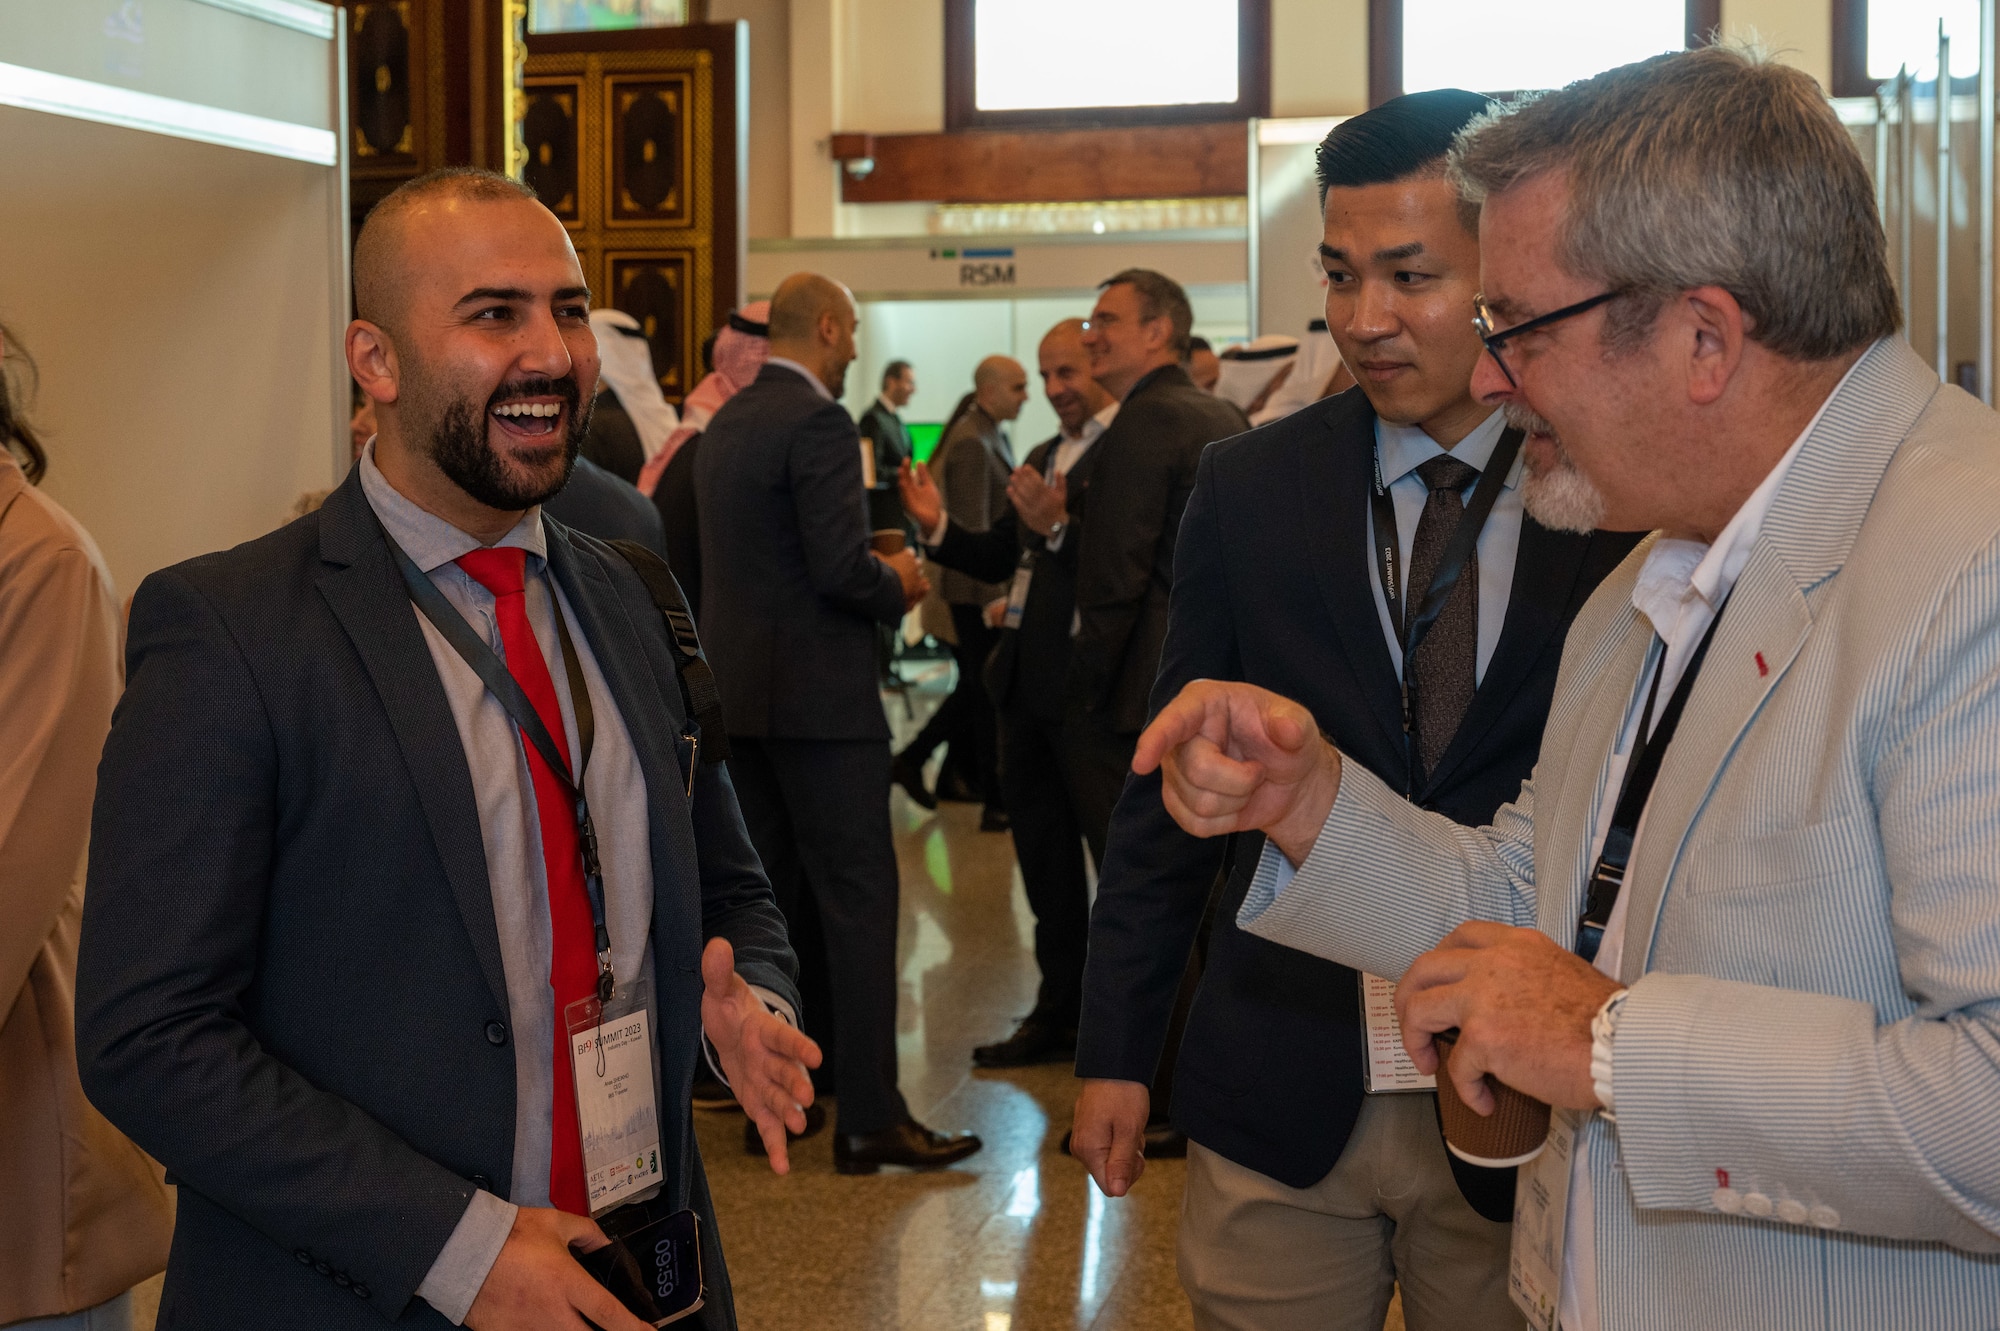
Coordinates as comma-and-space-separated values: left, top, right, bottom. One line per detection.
1136, 46, 2000, 1331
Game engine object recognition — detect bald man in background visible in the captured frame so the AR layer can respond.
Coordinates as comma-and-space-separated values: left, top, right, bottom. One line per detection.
896, 354, 1027, 828
77, 168, 815, 1329
696, 273, 983, 1173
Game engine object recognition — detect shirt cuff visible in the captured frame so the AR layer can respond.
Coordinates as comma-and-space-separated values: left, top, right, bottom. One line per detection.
1590, 987, 1630, 1118
416, 1188, 517, 1325
923, 513, 949, 547
702, 984, 798, 1088
1044, 524, 1067, 552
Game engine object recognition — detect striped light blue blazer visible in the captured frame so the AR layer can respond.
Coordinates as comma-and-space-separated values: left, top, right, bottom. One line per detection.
1238, 336, 2000, 1330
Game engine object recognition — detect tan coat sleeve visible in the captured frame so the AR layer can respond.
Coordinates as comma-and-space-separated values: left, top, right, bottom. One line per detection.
0, 529, 122, 1009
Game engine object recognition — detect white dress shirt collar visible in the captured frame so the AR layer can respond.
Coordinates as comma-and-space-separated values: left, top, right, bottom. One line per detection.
1630, 350, 1869, 665
1374, 409, 1516, 492
357, 439, 546, 572
766, 356, 833, 401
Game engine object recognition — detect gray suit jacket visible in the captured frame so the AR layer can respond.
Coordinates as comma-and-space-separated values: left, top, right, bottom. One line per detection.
1239, 338, 2000, 1329
934, 404, 1012, 606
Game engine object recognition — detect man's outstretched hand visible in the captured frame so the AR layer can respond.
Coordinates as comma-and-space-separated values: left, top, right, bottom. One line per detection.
897, 460, 942, 534
1132, 680, 1344, 865
701, 937, 821, 1174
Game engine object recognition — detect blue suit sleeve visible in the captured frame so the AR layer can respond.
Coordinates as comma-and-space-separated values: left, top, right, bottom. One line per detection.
76, 569, 476, 1319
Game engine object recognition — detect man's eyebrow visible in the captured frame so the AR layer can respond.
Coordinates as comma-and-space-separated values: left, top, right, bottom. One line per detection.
454, 286, 532, 307
1318, 242, 1346, 263
1482, 293, 1529, 322
452, 285, 594, 308
1374, 241, 1425, 263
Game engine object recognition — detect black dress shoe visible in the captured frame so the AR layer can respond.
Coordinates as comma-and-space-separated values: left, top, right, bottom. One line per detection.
978, 806, 1010, 833
972, 1016, 1076, 1068
744, 1101, 826, 1155
834, 1118, 983, 1174
891, 751, 937, 810
935, 767, 981, 803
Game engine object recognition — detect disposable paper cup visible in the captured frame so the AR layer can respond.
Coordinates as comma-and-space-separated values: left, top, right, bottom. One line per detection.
870, 529, 908, 555
1432, 1031, 1551, 1168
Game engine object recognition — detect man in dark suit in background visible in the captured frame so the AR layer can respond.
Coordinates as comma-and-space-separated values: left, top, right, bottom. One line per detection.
1069, 96, 1643, 1330
77, 169, 816, 1329
1066, 269, 1249, 847
857, 359, 916, 536
696, 271, 982, 1173
899, 318, 1116, 1069
897, 354, 1026, 829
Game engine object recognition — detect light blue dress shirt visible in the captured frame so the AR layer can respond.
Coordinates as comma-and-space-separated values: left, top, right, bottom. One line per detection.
1365, 410, 1523, 686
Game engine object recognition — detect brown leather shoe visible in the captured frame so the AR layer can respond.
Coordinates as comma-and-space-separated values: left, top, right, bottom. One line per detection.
972, 1015, 1076, 1069
834, 1118, 982, 1174
744, 1101, 826, 1155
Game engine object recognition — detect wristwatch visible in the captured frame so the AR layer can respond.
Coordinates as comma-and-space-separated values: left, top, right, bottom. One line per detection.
1045, 519, 1067, 543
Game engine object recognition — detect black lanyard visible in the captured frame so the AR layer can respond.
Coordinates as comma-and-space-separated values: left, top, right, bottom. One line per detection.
389, 538, 616, 1002
1574, 604, 1726, 965
1367, 427, 1524, 794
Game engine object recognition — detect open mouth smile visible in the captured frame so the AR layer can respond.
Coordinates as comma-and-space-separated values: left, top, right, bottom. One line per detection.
489, 399, 566, 439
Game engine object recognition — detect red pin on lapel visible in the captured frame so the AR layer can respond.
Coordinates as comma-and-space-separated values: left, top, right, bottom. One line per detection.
1754, 652, 1769, 677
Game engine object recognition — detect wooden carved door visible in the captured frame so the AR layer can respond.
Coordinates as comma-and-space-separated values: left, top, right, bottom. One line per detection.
523, 25, 745, 406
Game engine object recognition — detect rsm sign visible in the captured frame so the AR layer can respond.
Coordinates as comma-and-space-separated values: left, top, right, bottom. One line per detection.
931, 247, 1016, 287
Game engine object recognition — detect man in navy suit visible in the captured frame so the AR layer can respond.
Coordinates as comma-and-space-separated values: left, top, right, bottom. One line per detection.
1068, 96, 1642, 1329
77, 169, 816, 1328
696, 272, 982, 1173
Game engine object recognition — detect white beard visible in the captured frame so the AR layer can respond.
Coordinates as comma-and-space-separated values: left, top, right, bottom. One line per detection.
1508, 404, 1606, 534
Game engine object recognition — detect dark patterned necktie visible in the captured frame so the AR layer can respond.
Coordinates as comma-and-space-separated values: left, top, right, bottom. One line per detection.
1407, 455, 1481, 784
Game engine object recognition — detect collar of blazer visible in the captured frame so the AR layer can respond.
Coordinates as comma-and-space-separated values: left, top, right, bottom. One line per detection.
1601, 335, 1937, 981
315, 471, 701, 1010
1289, 387, 1602, 798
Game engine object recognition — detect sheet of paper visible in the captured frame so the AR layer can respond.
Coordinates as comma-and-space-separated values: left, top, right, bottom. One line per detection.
1508, 1107, 1576, 1331
1359, 971, 1436, 1093
571, 1006, 664, 1213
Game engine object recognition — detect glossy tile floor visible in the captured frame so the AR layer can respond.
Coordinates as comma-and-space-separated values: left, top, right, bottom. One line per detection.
132, 666, 1405, 1330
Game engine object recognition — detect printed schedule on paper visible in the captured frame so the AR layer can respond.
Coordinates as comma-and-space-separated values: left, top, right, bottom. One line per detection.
1359, 972, 1436, 1093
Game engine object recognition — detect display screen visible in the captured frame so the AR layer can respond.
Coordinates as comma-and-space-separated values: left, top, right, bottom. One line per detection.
529, 0, 689, 34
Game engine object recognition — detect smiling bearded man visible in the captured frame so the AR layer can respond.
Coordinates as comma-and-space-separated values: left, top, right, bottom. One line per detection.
77, 167, 817, 1331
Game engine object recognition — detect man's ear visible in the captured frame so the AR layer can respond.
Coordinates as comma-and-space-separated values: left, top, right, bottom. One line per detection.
346, 320, 400, 405
1681, 286, 1745, 409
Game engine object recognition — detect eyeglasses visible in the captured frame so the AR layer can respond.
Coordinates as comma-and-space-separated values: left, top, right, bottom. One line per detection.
1472, 289, 1624, 387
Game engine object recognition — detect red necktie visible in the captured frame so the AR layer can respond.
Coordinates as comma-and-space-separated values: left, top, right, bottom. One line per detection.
455, 546, 595, 1215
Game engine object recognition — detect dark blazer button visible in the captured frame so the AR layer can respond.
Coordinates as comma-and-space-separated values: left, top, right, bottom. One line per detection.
315, 1261, 332, 1276
352, 1285, 371, 1299
295, 1249, 312, 1265
485, 1020, 508, 1046
334, 1272, 351, 1287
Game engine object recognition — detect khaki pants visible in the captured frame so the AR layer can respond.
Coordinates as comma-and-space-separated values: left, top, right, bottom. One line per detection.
1178, 1093, 1520, 1331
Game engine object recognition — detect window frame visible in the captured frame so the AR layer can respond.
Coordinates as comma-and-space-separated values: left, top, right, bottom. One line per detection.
1368, 0, 1721, 106
943, 0, 1270, 131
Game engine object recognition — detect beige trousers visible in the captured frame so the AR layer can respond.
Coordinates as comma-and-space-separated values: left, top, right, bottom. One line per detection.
1178, 1092, 1521, 1331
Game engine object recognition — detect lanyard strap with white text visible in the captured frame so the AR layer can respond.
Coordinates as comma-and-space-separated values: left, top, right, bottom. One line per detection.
388, 537, 616, 1002
1573, 604, 1726, 965
1368, 426, 1523, 795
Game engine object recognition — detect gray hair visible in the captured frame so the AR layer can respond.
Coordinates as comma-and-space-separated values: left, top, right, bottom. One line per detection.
1449, 45, 1899, 360
1099, 268, 1194, 357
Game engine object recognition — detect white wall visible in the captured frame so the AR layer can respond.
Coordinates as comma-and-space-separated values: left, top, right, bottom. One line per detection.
0, 108, 344, 596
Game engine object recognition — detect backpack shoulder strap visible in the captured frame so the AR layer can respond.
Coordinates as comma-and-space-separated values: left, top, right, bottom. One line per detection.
600, 538, 730, 766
